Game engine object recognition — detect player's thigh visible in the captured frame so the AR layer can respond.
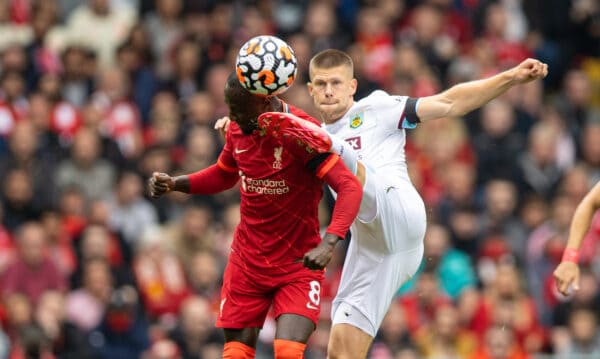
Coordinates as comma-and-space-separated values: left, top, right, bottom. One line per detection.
275, 314, 316, 343
333, 245, 424, 336
377, 180, 426, 253
328, 323, 373, 359
217, 261, 273, 330
355, 164, 379, 223
272, 268, 324, 341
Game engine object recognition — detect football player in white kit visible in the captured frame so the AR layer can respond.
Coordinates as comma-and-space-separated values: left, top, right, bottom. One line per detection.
257, 49, 548, 359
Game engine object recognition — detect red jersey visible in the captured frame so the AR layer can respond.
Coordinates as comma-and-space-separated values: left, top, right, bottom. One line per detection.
218, 104, 325, 275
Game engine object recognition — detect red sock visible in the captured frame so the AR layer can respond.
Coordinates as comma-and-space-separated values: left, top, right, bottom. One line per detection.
273, 339, 306, 359
222, 341, 256, 359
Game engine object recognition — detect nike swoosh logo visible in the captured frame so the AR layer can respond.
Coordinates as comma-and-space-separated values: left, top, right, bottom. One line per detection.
235, 148, 249, 154
306, 302, 318, 310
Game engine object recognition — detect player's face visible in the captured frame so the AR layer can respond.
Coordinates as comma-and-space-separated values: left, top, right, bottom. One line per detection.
226, 94, 267, 134
308, 65, 357, 124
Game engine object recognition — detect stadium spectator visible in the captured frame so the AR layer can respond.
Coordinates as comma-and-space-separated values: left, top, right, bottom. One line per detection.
35, 290, 93, 358
65, 257, 113, 332
517, 121, 563, 199
399, 268, 452, 337
169, 295, 223, 359
480, 179, 528, 259
159, 201, 217, 266
0, 120, 57, 209
133, 226, 191, 320
65, 0, 137, 67
106, 170, 158, 245
414, 304, 478, 358
469, 324, 529, 359
1, 222, 66, 306
559, 307, 600, 357
87, 285, 151, 359
54, 127, 117, 201
399, 224, 476, 300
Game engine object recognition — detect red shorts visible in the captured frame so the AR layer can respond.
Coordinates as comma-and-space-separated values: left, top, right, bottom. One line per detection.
216, 260, 325, 329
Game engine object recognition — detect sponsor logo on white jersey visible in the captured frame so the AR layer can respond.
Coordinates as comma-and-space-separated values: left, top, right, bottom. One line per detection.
345, 136, 362, 150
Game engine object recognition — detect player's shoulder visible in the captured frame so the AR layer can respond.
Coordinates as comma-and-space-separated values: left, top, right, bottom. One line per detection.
357, 90, 409, 109
222, 121, 244, 145
287, 103, 320, 126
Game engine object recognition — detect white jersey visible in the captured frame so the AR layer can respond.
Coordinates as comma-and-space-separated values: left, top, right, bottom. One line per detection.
323, 90, 414, 183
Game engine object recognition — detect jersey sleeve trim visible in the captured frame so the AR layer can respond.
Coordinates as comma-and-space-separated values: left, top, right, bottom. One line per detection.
316, 154, 340, 179
217, 159, 237, 173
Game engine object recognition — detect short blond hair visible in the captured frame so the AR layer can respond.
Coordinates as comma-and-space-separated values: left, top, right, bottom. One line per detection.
309, 49, 354, 78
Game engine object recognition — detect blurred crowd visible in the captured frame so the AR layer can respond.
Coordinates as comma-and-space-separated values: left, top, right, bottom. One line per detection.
0, 0, 598, 358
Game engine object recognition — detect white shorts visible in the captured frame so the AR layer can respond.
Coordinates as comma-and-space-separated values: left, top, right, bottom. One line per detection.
331, 170, 426, 337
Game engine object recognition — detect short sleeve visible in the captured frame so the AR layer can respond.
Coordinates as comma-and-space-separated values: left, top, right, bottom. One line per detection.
362, 91, 420, 130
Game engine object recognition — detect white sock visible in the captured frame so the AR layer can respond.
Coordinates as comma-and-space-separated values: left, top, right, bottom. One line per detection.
329, 135, 358, 175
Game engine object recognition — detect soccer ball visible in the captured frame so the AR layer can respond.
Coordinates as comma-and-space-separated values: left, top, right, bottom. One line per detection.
236, 35, 298, 96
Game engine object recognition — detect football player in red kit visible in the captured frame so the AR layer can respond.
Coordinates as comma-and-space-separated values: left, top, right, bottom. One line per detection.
148, 71, 362, 359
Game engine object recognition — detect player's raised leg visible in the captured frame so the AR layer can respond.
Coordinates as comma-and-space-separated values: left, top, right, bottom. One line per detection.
258, 111, 361, 180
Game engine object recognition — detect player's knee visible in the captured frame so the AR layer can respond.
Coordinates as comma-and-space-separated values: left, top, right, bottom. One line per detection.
327, 331, 350, 359
223, 341, 256, 359
273, 339, 306, 359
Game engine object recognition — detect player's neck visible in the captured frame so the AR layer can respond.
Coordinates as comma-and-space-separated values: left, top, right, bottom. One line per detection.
321, 102, 355, 125
272, 98, 284, 112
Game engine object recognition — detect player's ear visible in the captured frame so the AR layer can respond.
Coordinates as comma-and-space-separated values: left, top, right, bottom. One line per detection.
307, 82, 314, 96
350, 78, 357, 96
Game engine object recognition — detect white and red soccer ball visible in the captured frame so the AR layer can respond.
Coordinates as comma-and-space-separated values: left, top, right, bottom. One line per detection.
236, 35, 298, 96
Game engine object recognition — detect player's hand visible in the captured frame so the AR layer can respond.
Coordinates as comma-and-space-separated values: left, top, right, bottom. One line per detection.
148, 172, 175, 198
214, 116, 231, 140
511, 58, 548, 84
303, 234, 340, 270
553, 261, 580, 296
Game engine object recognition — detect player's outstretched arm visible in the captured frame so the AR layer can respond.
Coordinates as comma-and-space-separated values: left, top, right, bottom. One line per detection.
554, 182, 600, 295
416, 58, 548, 122
303, 156, 362, 270
148, 165, 239, 198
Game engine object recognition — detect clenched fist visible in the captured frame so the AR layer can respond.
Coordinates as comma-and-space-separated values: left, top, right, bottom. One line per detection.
553, 261, 580, 296
148, 172, 175, 198
302, 233, 341, 270
511, 58, 548, 84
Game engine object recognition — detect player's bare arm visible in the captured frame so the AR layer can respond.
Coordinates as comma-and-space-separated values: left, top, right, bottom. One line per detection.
554, 182, 600, 295
416, 58, 548, 121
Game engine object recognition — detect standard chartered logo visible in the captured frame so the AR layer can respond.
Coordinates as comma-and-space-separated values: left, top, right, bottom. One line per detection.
239, 171, 290, 195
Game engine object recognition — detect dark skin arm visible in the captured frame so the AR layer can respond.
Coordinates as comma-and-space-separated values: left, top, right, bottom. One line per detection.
148, 172, 189, 197
303, 233, 342, 270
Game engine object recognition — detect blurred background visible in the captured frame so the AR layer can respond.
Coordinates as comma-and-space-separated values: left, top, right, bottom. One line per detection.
0, 0, 598, 358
